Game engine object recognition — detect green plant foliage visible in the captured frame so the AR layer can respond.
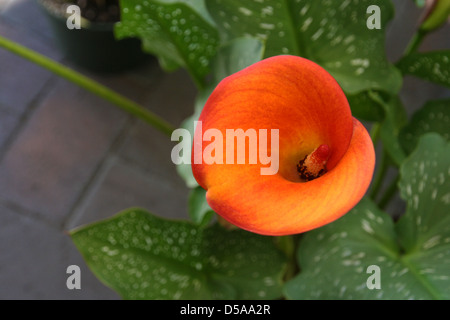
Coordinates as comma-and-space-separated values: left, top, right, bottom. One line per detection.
212, 37, 265, 84
188, 186, 215, 227
71, 209, 287, 300
284, 134, 450, 299
346, 91, 385, 122
206, 0, 402, 95
376, 93, 408, 166
396, 134, 450, 254
115, 0, 219, 87
413, 0, 426, 7
397, 50, 450, 88
399, 99, 450, 155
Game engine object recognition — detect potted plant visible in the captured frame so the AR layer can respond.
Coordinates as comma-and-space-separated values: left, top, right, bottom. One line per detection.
37, 0, 149, 73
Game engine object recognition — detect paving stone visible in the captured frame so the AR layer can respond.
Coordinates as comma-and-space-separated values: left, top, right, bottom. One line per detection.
118, 119, 188, 184
0, 78, 128, 225
77, 56, 165, 106
0, 107, 19, 150
68, 157, 190, 230
1, 0, 448, 300
0, 18, 62, 115
0, 0, 12, 13
0, 204, 119, 299
0, 0, 55, 40
400, 75, 450, 116
385, 0, 422, 63
118, 68, 198, 178
142, 68, 198, 126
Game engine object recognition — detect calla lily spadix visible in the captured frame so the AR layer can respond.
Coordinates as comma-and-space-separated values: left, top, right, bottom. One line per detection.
192, 55, 375, 236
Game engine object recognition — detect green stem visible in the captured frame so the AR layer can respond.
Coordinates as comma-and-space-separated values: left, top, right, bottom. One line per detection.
370, 122, 381, 145
0, 35, 175, 137
369, 151, 388, 201
275, 235, 300, 282
378, 174, 400, 210
403, 29, 428, 57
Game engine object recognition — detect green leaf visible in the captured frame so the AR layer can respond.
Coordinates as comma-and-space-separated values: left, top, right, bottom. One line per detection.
188, 186, 215, 227
156, 0, 216, 26
71, 208, 286, 300
207, 0, 402, 95
413, 0, 426, 7
397, 50, 450, 88
396, 134, 450, 298
284, 134, 450, 299
212, 37, 265, 84
399, 99, 450, 155
346, 91, 385, 122
116, 0, 220, 87
396, 133, 450, 254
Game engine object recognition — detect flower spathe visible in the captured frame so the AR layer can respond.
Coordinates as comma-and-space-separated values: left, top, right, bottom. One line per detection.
192, 55, 375, 236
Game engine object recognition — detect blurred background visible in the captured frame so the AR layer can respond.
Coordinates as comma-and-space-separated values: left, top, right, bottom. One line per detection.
0, 0, 448, 299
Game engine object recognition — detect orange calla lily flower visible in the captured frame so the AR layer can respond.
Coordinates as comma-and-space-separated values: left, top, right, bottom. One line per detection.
192, 55, 375, 236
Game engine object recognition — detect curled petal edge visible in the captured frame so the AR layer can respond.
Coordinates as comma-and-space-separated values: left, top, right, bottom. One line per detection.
202, 118, 375, 236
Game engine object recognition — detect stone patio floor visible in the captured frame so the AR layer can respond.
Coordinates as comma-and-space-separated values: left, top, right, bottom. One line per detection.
0, 0, 448, 299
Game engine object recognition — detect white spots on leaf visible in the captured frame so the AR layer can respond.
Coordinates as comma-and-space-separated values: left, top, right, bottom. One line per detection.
341, 249, 352, 258
350, 58, 370, 68
311, 28, 324, 41
441, 192, 450, 204
412, 194, 420, 210
361, 219, 375, 234
339, 0, 351, 10
346, 45, 356, 54
342, 259, 360, 266
343, 35, 355, 45
261, 6, 274, 17
320, 18, 328, 27
422, 235, 441, 250
259, 22, 275, 30
438, 172, 445, 185
300, 5, 309, 16
338, 286, 347, 297
301, 17, 313, 31
330, 35, 343, 46
239, 7, 253, 16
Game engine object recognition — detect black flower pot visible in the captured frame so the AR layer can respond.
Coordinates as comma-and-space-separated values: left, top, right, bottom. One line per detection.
38, 0, 149, 73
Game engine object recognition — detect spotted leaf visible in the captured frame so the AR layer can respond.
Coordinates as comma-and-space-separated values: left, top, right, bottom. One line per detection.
188, 186, 215, 227
70, 208, 286, 300
206, 0, 402, 95
399, 99, 450, 155
115, 0, 219, 87
284, 134, 450, 299
397, 50, 450, 88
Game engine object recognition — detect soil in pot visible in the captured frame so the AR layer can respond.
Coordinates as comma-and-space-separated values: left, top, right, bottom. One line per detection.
39, 0, 150, 73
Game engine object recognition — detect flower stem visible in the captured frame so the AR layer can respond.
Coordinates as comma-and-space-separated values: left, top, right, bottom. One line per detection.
403, 29, 428, 57
378, 174, 400, 210
0, 34, 176, 137
370, 122, 381, 145
275, 235, 300, 282
369, 151, 389, 201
